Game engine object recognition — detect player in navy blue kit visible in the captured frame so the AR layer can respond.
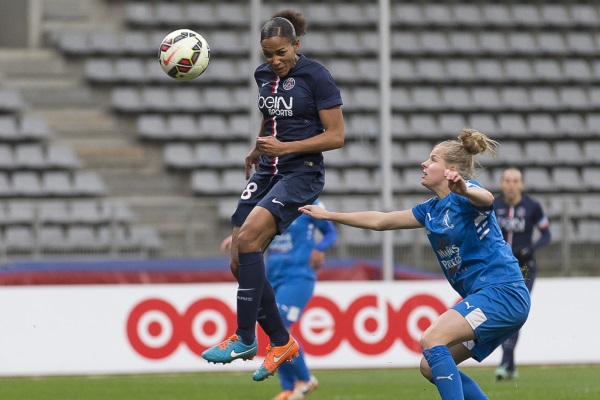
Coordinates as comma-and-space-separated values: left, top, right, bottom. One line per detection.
222, 199, 337, 400
300, 129, 530, 400
202, 9, 344, 383
494, 167, 551, 381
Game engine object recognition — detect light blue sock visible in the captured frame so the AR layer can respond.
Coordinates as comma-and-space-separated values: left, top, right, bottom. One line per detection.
459, 371, 488, 400
289, 346, 311, 382
423, 345, 463, 400
277, 361, 296, 391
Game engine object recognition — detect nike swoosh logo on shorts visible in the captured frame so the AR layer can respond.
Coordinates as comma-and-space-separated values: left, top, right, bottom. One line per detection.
272, 198, 284, 206
230, 346, 257, 358
273, 342, 295, 363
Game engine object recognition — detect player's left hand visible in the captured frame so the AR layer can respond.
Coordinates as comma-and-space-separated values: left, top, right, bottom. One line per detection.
309, 249, 325, 270
445, 169, 467, 195
256, 136, 287, 157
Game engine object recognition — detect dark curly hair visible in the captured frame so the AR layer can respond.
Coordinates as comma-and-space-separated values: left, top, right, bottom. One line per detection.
261, 9, 307, 42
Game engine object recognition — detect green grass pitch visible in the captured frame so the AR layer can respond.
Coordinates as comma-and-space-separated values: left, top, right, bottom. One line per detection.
0, 365, 598, 400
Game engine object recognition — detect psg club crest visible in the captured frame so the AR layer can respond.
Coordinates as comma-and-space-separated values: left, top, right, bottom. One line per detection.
283, 78, 295, 90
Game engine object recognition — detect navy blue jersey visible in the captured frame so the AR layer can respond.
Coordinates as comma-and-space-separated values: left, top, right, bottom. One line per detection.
494, 194, 550, 255
412, 181, 524, 299
255, 54, 343, 174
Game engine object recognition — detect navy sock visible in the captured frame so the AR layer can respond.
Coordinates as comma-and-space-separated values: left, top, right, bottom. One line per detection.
423, 345, 463, 400
500, 331, 519, 371
257, 279, 289, 346
235, 252, 265, 345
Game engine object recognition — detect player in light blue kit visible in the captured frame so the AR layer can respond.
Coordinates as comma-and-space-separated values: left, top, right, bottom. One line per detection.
202, 9, 344, 383
222, 199, 337, 400
300, 129, 531, 400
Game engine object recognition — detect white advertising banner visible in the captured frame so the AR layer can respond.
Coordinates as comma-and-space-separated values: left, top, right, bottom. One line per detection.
0, 277, 598, 376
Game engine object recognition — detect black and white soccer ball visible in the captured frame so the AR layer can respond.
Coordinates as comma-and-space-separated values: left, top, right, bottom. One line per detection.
158, 29, 210, 81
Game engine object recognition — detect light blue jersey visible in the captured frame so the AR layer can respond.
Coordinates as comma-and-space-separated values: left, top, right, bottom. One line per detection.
266, 200, 337, 287
412, 181, 524, 299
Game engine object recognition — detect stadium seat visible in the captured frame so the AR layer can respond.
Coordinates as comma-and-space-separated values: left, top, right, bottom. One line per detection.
164, 144, 194, 170
523, 141, 554, 166
527, 113, 559, 138
85, 58, 113, 83
474, 60, 505, 83
533, 59, 562, 80
191, 170, 224, 195
445, 60, 476, 82
415, 59, 445, 81
73, 171, 107, 196
20, 115, 51, 141
478, 32, 509, 55
47, 144, 81, 169
563, 59, 593, 82
42, 172, 74, 197
540, 4, 570, 26
481, 4, 512, 25
494, 141, 525, 166
408, 114, 439, 138
0, 89, 26, 113
11, 172, 43, 197
552, 168, 583, 192
553, 141, 583, 165
38, 200, 71, 224
581, 168, 600, 191
137, 115, 168, 140
391, 59, 416, 81
449, 32, 479, 54
571, 4, 599, 26
522, 168, 554, 192
39, 226, 68, 251
70, 200, 108, 224
4, 226, 35, 252
14, 144, 46, 170
582, 141, 600, 163
468, 114, 497, 135
0, 145, 15, 170
5, 200, 35, 224
438, 113, 467, 133
420, 32, 450, 53
194, 143, 225, 168
497, 114, 528, 137
503, 60, 533, 82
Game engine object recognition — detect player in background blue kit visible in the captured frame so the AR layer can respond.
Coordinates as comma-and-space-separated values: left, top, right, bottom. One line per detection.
222, 199, 337, 400
494, 167, 551, 381
202, 9, 345, 383
300, 129, 531, 400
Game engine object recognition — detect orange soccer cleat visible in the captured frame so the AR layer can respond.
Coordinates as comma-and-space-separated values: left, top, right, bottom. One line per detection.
252, 335, 299, 381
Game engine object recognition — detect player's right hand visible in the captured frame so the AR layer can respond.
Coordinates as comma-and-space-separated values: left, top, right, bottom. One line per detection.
298, 204, 328, 220
245, 147, 260, 179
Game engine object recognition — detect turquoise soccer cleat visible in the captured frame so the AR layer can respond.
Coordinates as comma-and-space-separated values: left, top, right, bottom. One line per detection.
201, 334, 258, 364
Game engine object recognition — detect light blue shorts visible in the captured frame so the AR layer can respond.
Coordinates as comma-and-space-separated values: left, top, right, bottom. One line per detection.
273, 277, 315, 328
452, 281, 531, 362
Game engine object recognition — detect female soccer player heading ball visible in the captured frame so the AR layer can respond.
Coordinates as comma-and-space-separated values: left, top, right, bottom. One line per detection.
201, 9, 345, 383
300, 129, 530, 400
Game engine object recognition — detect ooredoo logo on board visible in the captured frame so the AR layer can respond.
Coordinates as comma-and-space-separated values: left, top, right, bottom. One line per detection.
126, 293, 455, 360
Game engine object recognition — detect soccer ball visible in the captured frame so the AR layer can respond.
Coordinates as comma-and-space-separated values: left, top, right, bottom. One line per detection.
158, 29, 210, 81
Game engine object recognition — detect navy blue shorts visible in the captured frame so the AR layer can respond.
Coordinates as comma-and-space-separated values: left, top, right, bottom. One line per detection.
231, 170, 324, 234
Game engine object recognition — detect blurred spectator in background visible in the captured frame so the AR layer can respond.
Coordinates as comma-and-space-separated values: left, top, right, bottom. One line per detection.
494, 167, 551, 381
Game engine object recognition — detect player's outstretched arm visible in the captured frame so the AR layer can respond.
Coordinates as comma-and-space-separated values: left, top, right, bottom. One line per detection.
299, 205, 421, 231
